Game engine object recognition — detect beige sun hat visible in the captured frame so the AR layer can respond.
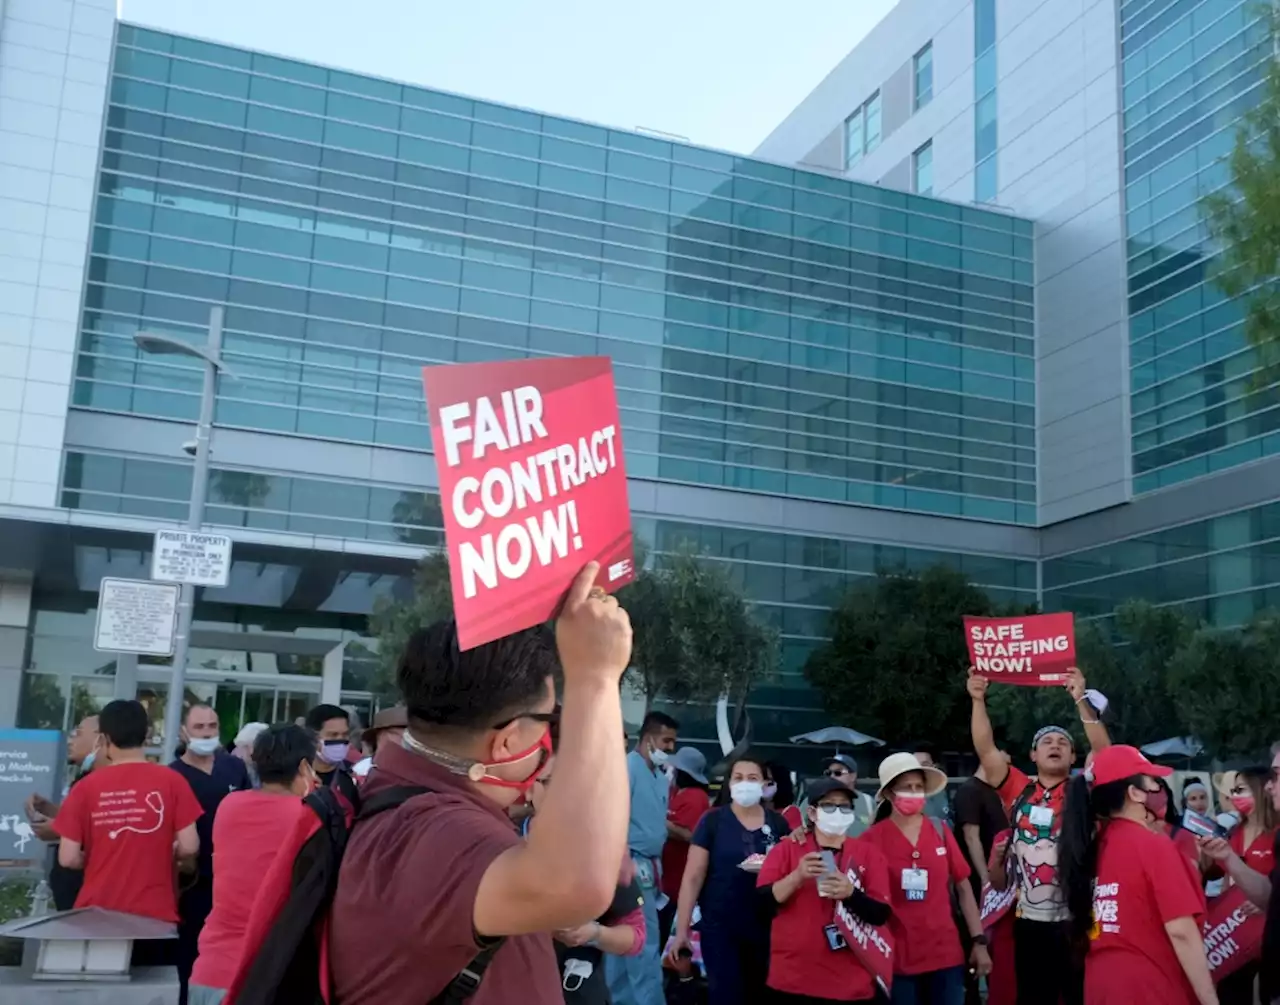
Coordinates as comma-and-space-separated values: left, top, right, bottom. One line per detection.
876, 752, 948, 801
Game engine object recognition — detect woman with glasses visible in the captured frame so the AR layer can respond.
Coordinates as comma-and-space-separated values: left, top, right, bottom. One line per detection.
1200, 766, 1276, 1005
757, 778, 893, 1004
1059, 746, 1216, 1005
667, 752, 790, 1005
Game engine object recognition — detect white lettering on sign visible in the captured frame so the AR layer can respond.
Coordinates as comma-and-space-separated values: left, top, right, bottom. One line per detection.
151, 530, 233, 588
969, 622, 1071, 674
94, 578, 180, 656
438, 386, 622, 599
1203, 905, 1252, 971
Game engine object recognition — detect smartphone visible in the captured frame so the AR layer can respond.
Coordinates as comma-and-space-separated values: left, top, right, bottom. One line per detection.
1182, 808, 1228, 839
817, 849, 839, 896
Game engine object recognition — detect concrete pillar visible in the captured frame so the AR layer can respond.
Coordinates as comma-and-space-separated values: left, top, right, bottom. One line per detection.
321, 641, 346, 706
0, 573, 34, 729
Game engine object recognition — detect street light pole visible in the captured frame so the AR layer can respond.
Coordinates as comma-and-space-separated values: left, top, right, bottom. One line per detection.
135, 305, 225, 763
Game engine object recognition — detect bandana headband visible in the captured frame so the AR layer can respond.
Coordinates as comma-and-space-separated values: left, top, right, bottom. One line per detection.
1032, 725, 1074, 749
1183, 781, 1208, 796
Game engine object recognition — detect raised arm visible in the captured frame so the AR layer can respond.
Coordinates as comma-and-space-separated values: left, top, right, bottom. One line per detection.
967, 670, 1010, 785
1065, 668, 1111, 752
474, 563, 633, 936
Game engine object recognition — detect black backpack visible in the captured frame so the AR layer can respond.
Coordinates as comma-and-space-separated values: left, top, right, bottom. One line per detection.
233, 784, 503, 1005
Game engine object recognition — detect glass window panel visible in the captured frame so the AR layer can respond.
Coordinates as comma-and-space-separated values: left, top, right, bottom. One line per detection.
975, 0, 997, 54
168, 58, 249, 98
975, 48, 997, 97
166, 88, 246, 128
472, 121, 540, 158
111, 76, 167, 111
845, 109, 864, 169
914, 43, 934, 109
975, 156, 998, 203
865, 93, 882, 153
975, 92, 998, 161
246, 102, 323, 144
913, 141, 933, 196
327, 90, 399, 129
324, 118, 397, 158
252, 51, 327, 85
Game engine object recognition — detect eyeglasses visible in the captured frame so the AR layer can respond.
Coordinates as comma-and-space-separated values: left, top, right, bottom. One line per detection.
815, 804, 855, 815
492, 706, 561, 731
823, 769, 850, 778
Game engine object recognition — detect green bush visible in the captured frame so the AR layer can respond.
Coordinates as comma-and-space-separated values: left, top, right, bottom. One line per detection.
0, 874, 37, 967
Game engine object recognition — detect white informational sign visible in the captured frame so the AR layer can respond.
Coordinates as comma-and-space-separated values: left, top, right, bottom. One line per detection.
151, 529, 233, 587
94, 578, 180, 656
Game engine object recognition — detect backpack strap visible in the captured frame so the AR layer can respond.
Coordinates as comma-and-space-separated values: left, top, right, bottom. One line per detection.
351, 784, 507, 1005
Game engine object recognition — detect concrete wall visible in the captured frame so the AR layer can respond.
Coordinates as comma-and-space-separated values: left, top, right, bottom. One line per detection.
0, 0, 114, 508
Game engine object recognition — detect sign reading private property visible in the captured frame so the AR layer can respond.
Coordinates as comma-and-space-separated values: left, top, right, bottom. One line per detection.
423, 356, 635, 650
94, 578, 180, 656
151, 529, 232, 587
964, 613, 1075, 686
0, 729, 61, 863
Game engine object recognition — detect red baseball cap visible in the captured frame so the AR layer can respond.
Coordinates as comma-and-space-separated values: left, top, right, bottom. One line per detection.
1086, 745, 1172, 787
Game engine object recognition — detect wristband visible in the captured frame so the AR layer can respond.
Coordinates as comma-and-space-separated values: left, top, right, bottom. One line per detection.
970, 933, 989, 946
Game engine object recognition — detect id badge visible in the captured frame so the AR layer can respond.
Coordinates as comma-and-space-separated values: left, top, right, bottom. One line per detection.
634, 858, 656, 890
1028, 805, 1053, 828
823, 923, 848, 951
901, 867, 928, 901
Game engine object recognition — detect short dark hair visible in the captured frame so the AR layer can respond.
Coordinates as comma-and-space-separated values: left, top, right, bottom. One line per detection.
397, 619, 559, 730
253, 725, 318, 786
305, 704, 349, 732
641, 711, 679, 737
183, 702, 215, 724
99, 700, 149, 750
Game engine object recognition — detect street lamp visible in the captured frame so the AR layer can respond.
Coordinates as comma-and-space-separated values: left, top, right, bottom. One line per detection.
133, 305, 228, 763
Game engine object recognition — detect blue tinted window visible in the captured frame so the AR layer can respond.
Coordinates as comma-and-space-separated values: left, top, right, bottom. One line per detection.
975, 0, 997, 54
914, 43, 934, 110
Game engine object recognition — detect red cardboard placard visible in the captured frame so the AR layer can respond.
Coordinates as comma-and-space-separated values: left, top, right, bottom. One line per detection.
422, 356, 635, 650
833, 862, 894, 996
963, 613, 1075, 686
1203, 886, 1265, 983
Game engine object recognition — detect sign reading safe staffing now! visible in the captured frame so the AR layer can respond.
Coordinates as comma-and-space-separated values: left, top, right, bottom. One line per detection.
423, 356, 635, 650
963, 613, 1076, 686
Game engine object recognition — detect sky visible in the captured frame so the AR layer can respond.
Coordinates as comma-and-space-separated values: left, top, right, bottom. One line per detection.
117, 0, 898, 155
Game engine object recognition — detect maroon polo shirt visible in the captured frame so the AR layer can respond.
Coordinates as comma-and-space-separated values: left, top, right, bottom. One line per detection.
329, 739, 560, 1005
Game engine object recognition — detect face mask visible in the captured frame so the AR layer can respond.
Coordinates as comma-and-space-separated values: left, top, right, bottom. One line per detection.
1142, 788, 1169, 819
730, 781, 763, 808
762, 782, 778, 800
80, 751, 96, 772
473, 730, 554, 800
1231, 794, 1256, 817
187, 737, 221, 757
320, 741, 350, 765
891, 792, 926, 817
815, 806, 855, 836
649, 746, 669, 767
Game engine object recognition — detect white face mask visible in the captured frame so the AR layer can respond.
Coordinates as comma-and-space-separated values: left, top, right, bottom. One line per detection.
730, 781, 763, 807
815, 806, 855, 837
649, 746, 669, 767
187, 737, 221, 757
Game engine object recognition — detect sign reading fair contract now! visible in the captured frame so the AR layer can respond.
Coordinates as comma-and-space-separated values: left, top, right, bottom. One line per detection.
423, 356, 635, 650
963, 613, 1075, 686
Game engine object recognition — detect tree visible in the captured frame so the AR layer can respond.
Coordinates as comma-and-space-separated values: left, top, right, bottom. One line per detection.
619, 545, 779, 715
367, 551, 453, 703
985, 601, 1195, 751
1201, 6, 1280, 390
211, 470, 271, 525
1167, 614, 1280, 760
804, 565, 1007, 752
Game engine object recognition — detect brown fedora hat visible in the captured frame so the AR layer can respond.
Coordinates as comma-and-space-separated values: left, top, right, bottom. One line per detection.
361, 705, 409, 752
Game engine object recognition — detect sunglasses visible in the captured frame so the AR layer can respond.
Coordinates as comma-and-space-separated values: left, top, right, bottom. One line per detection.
824, 768, 850, 777
492, 707, 561, 731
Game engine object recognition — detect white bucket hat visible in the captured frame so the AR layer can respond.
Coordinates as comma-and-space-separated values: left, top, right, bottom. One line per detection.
876, 752, 948, 802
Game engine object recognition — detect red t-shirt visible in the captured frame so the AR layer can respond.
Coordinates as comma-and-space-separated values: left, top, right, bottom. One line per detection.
1085, 819, 1204, 1005
53, 761, 203, 922
661, 786, 710, 899
862, 818, 971, 975
757, 834, 891, 1001
1230, 826, 1277, 876
191, 791, 309, 989
782, 805, 804, 831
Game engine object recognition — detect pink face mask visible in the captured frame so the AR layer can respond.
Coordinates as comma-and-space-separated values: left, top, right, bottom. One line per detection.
892, 793, 926, 817
1231, 794, 1256, 818
471, 729, 554, 800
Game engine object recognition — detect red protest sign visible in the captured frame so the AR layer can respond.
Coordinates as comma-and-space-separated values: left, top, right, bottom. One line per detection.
422, 356, 635, 650
834, 860, 894, 995
1203, 886, 1265, 983
963, 613, 1075, 686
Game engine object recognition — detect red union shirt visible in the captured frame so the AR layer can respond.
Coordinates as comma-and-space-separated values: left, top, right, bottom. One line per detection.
661, 786, 710, 899
1230, 826, 1277, 876
862, 818, 971, 975
1086, 819, 1204, 1005
757, 835, 891, 1001
53, 760, 203, 922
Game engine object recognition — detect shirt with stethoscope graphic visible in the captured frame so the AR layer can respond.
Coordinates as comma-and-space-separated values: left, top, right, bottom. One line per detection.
52, 760, 204, 922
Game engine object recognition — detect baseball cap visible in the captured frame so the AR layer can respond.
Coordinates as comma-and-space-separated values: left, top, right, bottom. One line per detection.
824, 754, 858, 774
807, 777, 857, 804
1085, 745, 1171, 787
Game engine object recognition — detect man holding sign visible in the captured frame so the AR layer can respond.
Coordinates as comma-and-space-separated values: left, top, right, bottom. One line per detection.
423, 356, 635, 650
968, 665, 1110, 1005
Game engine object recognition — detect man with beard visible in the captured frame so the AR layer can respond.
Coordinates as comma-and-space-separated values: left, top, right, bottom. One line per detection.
968, 667, 1110, 1005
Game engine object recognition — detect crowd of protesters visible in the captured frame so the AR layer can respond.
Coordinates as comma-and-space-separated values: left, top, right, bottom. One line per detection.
18, 559, 1280, 1005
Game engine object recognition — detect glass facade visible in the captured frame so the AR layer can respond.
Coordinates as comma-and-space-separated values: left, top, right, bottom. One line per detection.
914, 142, 934, 197
844, 92, 885, 171
77, 25, 1038, 524
1121, 0, 1273, 492
914, 44, 934, 111
974, 0, 998, 203
1043, 499, 1280, 629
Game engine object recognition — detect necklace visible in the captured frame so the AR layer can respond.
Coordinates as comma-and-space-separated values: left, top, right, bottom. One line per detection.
401, 730, 489, 782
